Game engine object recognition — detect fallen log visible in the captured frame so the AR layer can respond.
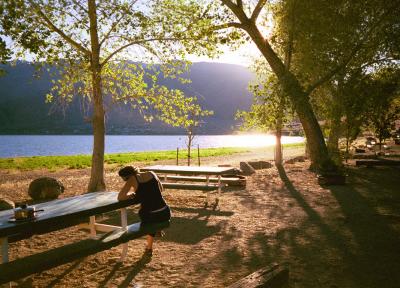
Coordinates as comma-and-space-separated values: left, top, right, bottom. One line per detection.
228, 263, 289, 288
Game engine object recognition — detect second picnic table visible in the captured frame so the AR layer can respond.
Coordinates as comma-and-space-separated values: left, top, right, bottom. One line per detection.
141, 165, 239, 199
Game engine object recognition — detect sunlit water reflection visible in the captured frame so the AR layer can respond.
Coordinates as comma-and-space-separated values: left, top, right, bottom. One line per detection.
0, 134, 304, 158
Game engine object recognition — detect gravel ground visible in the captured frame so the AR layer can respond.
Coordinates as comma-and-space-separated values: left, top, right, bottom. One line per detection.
1, 145, 400, 288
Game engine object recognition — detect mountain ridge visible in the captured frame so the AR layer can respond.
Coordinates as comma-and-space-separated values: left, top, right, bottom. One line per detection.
0, 61, 254, 134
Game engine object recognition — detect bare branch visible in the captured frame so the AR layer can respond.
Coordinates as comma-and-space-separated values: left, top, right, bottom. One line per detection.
251, 0, 268, 22
29, 1, 90, 57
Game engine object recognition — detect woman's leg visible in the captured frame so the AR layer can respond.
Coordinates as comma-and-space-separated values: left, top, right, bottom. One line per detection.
146, 235, 154, 250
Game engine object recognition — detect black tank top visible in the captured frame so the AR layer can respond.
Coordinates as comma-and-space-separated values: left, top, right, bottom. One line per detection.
132, 173, 167, 213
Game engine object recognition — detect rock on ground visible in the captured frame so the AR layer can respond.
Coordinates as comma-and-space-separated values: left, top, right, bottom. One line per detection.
28, 177, 65, 200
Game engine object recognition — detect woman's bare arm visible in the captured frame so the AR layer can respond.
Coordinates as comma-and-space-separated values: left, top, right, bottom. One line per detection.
118, 177, 137, 201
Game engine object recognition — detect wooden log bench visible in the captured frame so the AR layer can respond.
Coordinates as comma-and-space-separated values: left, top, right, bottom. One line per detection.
228, 263, 289, 288
355, 159, 400, 167
0, 221, 169, 285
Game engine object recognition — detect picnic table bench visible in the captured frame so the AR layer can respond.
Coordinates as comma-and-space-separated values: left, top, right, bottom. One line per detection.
0, 192, 169, 285
141, 165, 241, 203
162, 175, 246, 186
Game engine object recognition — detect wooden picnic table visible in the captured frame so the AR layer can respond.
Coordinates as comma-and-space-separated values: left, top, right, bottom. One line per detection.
0, 192, 135, 264
141, 165, 238, 176
141, 165, 239, 203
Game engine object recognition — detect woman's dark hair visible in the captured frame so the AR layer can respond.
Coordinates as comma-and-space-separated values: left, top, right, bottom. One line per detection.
118, 166, 139, 179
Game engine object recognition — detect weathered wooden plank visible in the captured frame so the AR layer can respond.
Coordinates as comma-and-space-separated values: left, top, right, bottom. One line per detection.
0, 221, 169, 284
228, 263, 289, 288
161, 182, 219, 191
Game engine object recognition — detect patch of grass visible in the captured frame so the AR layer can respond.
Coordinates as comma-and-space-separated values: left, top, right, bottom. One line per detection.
0, 143, 304, 171
0, 147, 249, 171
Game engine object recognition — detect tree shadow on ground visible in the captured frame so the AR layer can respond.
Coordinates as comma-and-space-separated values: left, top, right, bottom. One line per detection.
326, 166, 400, 288
212, 165, 400, 287
17, 259, 84, 288
163, 216, 222, 245
98, 204, 227, 245
94, 252, 152, 288
267, 164, 400, 288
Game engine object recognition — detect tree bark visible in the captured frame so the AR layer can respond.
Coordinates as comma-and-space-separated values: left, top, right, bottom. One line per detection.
327, 112, 341, 163
275, 106, 283, 166
87, 0, 106, 192
275, 128, 283, 166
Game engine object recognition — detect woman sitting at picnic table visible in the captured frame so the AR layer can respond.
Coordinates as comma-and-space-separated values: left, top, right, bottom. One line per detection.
118, 166, 171, 255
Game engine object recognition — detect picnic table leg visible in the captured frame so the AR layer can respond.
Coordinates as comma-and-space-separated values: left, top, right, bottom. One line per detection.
206, 175, 210, 204
119, 208, 128, 262
0, 237, 8, 264
89, 216, 96, 238
217, 175, 221, 196
217, 175, 221, 206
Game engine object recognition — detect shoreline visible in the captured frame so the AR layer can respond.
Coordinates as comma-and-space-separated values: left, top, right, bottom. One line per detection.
0, 144, 305, 171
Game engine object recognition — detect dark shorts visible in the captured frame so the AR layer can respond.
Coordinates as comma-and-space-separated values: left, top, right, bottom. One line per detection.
139, 205, 171, 224
139, 206, 171, 237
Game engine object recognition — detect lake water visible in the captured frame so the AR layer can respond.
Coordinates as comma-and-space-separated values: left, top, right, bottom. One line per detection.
0, 135, 304, 158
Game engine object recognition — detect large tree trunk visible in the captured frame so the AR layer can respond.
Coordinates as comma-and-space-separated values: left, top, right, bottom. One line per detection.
275, 128, 283, 166
245, 24, 336, 172
87, 0, 106, 192
275, 106, 284, 166
327, 112, 341, 164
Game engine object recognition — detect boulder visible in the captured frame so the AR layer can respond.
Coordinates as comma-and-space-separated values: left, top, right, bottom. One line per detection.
28, 177, 65, 200
0, 198, 15, 211
239, 162, 256, 176
248, 161, 273, 170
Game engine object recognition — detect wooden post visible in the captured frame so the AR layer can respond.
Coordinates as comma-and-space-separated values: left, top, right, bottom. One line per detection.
176, 147, 179, 165
198, 144, 200, 166
206, 175, 210, 204
89, 216, 96, 238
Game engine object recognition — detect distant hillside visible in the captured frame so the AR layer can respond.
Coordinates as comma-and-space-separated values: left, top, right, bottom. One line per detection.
0, 61, 254, 134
